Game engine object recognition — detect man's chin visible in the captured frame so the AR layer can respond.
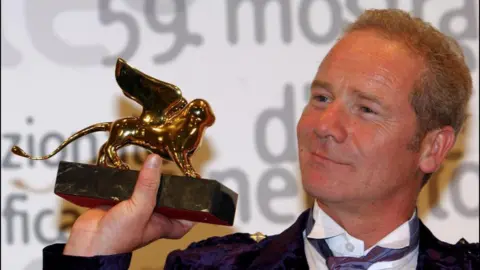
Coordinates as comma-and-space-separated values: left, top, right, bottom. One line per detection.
302, 177, 348, 203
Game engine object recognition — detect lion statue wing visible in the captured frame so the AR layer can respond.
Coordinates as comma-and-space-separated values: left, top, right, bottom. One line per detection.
115, 58, 188, 125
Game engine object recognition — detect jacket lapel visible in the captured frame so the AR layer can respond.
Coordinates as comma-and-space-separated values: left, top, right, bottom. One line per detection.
248, 209, 311, 269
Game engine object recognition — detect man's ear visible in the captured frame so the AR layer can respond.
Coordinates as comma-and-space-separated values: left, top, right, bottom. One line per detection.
418, 126, 456, 174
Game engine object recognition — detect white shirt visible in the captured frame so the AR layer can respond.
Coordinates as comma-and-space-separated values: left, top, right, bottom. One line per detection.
303, 203, 419, 269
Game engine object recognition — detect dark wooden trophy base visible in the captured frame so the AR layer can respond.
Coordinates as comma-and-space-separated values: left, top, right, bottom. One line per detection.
54, 161, 238, 226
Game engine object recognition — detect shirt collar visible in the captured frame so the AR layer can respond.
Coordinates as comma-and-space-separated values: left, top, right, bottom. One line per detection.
306, 201, 419, 251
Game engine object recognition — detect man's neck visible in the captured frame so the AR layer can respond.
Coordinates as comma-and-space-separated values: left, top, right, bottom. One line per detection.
315, 189, 418, 250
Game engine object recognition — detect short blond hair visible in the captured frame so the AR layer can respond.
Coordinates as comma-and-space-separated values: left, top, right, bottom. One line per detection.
344, 9, 472, 150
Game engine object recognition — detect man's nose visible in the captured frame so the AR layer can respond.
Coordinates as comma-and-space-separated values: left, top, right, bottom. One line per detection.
313, 102, 348, 143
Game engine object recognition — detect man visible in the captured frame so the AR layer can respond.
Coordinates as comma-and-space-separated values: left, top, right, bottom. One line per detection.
42, 9, 478, 269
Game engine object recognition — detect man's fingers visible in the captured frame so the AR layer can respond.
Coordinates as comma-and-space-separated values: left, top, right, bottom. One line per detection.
94, 205, 113, 212
142, 213, 196, 242
130, 154, 162, 212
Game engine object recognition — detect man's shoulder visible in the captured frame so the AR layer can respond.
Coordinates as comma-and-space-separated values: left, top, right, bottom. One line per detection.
446, 239, 479, 268
164, 209, 311, 269
451, 239, 479, 265
428, 234, 479, 257
164, 232, 272, 269
419, 223, 479, 269
180, 232, 266, 251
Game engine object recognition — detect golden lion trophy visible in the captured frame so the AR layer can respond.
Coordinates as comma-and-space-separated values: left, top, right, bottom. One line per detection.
11, 58, 238, 226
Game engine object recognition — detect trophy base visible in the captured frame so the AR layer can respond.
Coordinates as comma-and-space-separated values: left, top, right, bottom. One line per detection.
54, 161, 237, 226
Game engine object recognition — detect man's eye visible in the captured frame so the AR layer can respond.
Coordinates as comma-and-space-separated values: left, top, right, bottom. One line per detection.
313, 95, 330, 103
360, 106, 377, 115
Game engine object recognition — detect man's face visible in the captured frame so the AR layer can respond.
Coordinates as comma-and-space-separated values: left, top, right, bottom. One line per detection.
297, 30, 425, 204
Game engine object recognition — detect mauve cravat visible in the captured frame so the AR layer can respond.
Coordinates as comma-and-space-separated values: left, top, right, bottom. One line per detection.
305, 209, 419, 270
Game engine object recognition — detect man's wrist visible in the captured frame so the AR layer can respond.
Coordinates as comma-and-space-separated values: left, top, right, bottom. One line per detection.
44, 243, 133, 270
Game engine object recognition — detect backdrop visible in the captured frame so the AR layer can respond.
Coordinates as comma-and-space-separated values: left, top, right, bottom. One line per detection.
1, 1, 478, 269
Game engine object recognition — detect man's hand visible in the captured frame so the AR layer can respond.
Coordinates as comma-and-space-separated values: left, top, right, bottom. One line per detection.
63, 154, 195, 256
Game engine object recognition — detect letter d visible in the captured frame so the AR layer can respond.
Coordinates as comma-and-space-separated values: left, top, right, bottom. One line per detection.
255, 84, 296, 163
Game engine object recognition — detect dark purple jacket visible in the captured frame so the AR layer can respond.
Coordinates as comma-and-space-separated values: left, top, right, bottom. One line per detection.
43, 210, 479, 269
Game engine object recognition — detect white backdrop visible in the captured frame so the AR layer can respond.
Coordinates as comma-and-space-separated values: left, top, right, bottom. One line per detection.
1, 1, 478, 269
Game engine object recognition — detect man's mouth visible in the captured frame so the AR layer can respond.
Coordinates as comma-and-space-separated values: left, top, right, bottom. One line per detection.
310, 151, 347, 166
